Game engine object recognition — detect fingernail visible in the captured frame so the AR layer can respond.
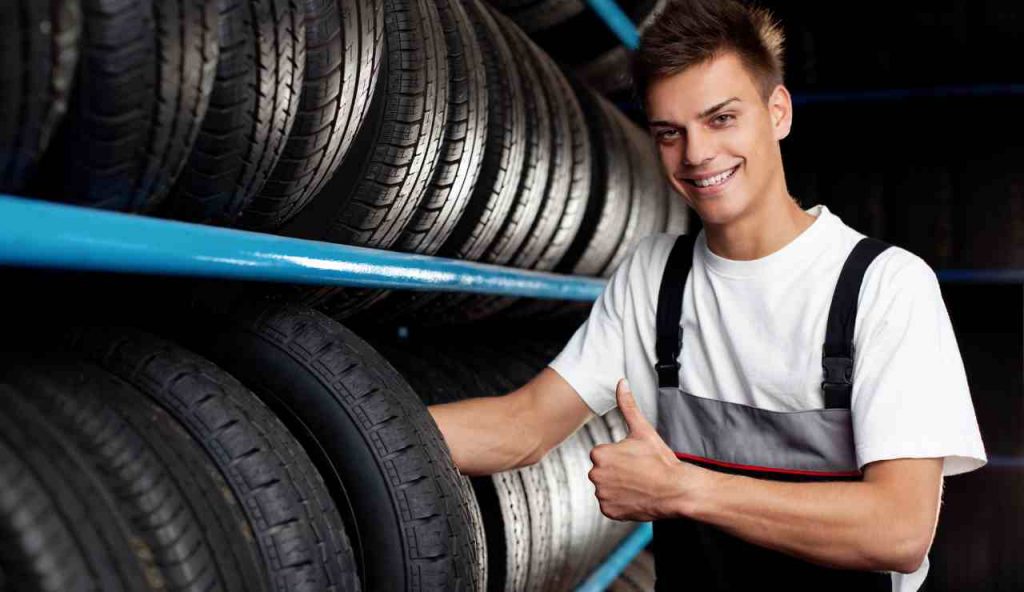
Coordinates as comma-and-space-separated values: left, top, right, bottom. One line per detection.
621, 378, 631, 391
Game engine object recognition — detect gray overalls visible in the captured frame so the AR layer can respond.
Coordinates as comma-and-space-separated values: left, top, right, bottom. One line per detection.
651, 233, 902, 591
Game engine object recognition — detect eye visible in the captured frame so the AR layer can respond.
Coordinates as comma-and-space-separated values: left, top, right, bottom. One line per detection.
655, 128, 680, 143
713, 113, 735, 126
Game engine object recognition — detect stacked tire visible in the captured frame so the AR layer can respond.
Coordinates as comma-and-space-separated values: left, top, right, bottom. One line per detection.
2, 0, 684, 325
370, 324, 641, 591
303, 2, 686, 324
0, 304, 496, 591
2, 1, 679, 588
484, 0, 667, 97
0, 328, 362, 591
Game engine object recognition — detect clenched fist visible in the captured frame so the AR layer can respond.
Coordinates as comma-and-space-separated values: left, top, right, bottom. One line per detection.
587, 378, 707, 522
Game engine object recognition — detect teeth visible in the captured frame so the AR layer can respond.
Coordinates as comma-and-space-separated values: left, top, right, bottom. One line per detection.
694, 166, 736, 187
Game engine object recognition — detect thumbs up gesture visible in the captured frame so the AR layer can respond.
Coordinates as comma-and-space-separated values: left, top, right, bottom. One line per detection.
587, 378, 704, 521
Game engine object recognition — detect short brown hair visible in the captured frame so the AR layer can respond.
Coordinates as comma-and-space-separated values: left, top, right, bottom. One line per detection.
631, 0, 785, 105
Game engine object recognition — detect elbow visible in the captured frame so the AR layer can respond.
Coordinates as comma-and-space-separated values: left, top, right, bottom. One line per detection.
885, 533, 930, 575
894, 543, 929, 575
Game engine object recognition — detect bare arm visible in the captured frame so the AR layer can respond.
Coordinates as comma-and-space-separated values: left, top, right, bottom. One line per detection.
681, 457, 944, 574
428, 366, 593, 476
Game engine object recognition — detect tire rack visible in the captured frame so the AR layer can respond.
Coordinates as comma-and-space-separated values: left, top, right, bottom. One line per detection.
3, 190, 1023, 592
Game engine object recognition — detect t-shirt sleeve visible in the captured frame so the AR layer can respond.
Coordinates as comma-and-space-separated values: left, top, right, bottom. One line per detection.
851, 250, 988, 477
547, 240, 647, 416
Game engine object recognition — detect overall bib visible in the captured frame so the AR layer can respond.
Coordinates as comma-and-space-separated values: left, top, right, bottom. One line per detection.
651, 233, 898, 591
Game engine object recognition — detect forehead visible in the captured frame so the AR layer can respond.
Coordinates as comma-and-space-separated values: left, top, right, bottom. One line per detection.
644, 52, 760, 122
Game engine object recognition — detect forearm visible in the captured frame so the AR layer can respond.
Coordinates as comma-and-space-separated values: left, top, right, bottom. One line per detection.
428, 394, 541, 476
681, 468, 920, 574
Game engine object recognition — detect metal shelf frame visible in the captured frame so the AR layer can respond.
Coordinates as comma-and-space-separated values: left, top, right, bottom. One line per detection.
2, 8, 1022, 585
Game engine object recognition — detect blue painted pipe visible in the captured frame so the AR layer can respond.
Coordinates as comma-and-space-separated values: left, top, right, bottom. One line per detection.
0, 195, 605, 301
585, 0, 640, 50
576, 523, 654, 591
986, 456, 1024, 469
936, 269, 1024, 284
791, 84, 1024, 106
1, 196, 1022, 293
619, 84, 1024, 114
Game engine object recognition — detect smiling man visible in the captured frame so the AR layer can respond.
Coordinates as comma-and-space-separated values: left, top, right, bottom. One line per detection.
427, 0, 988, 589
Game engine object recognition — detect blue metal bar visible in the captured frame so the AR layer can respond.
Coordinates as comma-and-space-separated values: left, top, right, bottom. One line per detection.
987, 455, 1024, 469
576, 523, 653, 592
585, 0, 640, 50
0, 195, 605, 301
619, 84, 1024, 113
791, 84, 1024, 106
936, 269, 1024, 285
1, 195, 1021, 299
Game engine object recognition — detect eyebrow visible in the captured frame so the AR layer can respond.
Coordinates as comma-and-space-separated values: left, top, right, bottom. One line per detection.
648, 97, 741, 128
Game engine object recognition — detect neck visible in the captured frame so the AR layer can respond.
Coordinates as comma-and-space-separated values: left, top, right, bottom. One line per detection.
702, 188, 816, 261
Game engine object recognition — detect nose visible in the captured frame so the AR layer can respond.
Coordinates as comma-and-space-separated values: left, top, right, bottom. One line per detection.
682, 128, 714, 168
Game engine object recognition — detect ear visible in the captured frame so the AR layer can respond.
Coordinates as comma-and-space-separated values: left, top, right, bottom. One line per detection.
769, 84, 793, 141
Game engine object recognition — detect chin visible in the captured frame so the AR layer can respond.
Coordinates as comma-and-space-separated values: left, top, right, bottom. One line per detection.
686, 192, 749, 227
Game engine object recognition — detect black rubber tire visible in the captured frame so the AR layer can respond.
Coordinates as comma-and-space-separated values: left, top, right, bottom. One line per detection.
383, 341, 528, 592
65, 326, 361, 592
0, 0, 80, 194
477, 9, 551, 267
498, 0, 586, 34
393, 9, 552, 324
429, 23, 590, 324
34, 0, 219, 212
557, 81, 633, 276
161, 0, 305, 227
255, 0, 385, 230
322, 0, 525, 324
0, 385, 159, 592
575, 45, 631, 95
174, 304, 483, 591
397, 0, 488, 255
378, 331, 610, 591
527, 0, 655, 66
435, 0, 526, 262
4, 359, 267, 592
473, 346, 554, 592
367, 341, 490, 590
513, 29, 591, 272
280, 0, 449, 249
574, 0, 666, 96
301, 0, 489, 320
599, 109, 666, 277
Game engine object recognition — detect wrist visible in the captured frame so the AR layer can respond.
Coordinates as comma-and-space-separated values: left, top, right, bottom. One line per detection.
666, 460, 714, 520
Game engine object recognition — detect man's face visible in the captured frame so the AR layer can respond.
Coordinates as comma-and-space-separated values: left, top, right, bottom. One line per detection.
645, 52, 792, 226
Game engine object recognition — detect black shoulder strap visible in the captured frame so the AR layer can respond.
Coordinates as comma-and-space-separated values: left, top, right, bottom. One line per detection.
821, 237, 891, 409
655, 234, 697, 388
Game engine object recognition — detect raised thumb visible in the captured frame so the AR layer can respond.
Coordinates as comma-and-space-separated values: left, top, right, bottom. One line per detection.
616, 378, 654, 435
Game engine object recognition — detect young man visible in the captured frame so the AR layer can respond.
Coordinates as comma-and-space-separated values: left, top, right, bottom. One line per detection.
428, 0, 988, 589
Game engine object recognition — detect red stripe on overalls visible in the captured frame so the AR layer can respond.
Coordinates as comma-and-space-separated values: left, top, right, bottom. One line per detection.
673, 451, 863, 478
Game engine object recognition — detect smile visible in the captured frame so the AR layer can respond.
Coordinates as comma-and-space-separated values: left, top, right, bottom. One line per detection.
683, 165, 740, 188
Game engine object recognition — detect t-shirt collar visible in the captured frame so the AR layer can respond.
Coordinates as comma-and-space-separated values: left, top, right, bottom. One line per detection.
699, 204, 833, 279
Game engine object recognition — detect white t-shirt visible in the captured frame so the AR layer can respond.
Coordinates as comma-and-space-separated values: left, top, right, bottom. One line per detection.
549, 204, 987, 591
